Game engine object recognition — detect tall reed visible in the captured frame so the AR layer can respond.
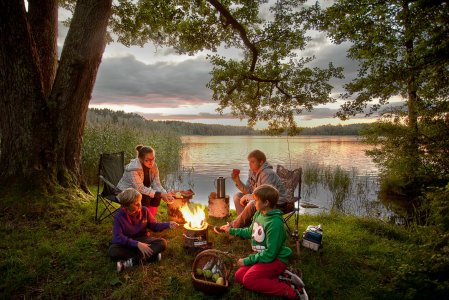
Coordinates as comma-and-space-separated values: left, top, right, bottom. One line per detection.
300, 163, 381, 216
82, 122, 183, 186
324, 165, 353, 210
302, 163, 322, 199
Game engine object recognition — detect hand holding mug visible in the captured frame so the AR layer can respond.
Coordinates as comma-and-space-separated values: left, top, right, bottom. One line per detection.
231, 169, 240, 183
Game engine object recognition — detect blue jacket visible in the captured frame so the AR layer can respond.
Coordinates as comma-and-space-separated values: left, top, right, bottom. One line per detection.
112, 206, 170, 247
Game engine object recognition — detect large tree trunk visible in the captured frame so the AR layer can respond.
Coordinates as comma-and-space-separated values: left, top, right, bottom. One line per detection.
28, 0, 59, 99
0, 0, 56, 191
0, 0, 112, 194
51, 0, 112, 192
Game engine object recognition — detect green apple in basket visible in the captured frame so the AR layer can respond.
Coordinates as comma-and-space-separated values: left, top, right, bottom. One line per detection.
211, 273, 220, 282
204, 270, 212, 279
216, 277, 225, 285
195, 268, 203, 276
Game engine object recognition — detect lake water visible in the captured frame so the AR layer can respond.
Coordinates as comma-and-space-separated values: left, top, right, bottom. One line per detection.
169, 135, 402, 221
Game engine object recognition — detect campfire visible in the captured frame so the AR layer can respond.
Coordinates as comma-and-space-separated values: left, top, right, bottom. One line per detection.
180, 204, 210, 253
180, 204, 208, 230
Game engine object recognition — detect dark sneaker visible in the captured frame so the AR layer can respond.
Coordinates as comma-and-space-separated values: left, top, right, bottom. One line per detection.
214, 226, 227, 234
292, 286, 308, 300
278, 269, 305, 288
117, 258, 133, 273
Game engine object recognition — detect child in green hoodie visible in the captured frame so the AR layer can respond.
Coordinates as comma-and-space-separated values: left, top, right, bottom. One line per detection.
222, 184, 308, 300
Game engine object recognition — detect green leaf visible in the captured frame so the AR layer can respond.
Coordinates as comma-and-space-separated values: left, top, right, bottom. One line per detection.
110, 278, 121, 285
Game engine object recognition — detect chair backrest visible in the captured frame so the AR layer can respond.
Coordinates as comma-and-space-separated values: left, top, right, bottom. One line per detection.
99, 151, 125, 197
276, 164, 302, 201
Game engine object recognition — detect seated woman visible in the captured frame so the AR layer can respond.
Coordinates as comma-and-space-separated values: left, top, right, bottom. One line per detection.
117, 145, 174, 218
108, 188, 178, 272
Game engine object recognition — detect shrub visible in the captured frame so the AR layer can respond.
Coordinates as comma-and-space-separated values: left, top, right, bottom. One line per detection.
81, 121, 183, 186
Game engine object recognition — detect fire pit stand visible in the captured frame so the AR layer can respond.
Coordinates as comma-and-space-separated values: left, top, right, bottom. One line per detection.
183, 222, 212, 255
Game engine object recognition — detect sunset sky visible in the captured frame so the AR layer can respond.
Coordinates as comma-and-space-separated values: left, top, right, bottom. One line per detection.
58, 1, 402, 129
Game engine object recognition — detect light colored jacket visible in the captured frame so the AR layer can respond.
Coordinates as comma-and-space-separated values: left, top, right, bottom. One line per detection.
236, 161, 288, 200
116, 158, 166, 201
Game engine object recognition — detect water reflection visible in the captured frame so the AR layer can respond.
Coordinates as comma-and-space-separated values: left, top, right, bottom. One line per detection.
166, 135, 405, 221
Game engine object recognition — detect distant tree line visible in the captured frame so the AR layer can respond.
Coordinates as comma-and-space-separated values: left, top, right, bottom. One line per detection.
300, 123, 367, 135
86, 108, 258, 136
86, 108, 370, 136
89, 108, 144, 121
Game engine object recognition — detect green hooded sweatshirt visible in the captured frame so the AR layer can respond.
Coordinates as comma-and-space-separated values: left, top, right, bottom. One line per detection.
229, 209, 292, 266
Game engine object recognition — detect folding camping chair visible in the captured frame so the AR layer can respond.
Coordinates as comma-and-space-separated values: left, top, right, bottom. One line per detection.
275, 164, 302, 254
95, 151, 124, 224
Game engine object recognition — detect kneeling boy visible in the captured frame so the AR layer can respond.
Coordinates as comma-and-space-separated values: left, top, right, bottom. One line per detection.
222, 184, 308, 300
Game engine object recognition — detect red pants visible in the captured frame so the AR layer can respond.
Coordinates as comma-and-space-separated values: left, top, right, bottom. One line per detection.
235, 259, 296, 299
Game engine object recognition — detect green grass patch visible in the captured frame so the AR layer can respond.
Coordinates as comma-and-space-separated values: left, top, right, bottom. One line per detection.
0, 187, 445, 299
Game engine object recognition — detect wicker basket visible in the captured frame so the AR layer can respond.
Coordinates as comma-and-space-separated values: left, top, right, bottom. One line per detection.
191, 249, 233, 294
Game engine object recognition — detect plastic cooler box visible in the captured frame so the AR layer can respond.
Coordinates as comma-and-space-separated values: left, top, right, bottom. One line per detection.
302, 225, 323, 251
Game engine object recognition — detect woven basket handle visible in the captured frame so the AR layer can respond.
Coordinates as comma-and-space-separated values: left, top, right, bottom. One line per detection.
193, 249, 234, 279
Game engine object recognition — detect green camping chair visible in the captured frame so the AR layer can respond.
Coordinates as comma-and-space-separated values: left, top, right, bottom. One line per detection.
95, 151, 124, 223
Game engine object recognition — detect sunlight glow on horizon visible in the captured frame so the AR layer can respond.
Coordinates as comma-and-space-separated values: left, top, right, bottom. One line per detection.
88, 103, 375, 129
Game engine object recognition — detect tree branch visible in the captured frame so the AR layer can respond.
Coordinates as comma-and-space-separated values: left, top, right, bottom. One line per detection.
207, 0, 258, 72
275, 83, 292, 99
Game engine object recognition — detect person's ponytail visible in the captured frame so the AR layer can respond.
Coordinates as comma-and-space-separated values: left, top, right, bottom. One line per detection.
136, 145, 155, 158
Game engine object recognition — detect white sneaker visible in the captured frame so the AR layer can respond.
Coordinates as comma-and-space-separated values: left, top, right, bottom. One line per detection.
285, 269, 305, 288
292, 286, 308, 300
278, 269, 305, 288
117, 258, 133, 273
157, 253, 162, 262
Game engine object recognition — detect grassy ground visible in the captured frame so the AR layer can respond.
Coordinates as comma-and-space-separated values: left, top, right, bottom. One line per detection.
0, 187, 416, 300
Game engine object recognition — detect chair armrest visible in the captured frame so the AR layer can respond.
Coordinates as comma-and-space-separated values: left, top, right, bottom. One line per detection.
99, 175, 122, 195
276, 200, 288, 208
278, 197, 300, 205
275, 200, 295, 214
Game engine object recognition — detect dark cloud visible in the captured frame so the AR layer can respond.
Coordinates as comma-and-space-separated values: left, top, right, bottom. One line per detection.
299, 107, 374, 120
302, 38, 359, 97
298, 101, 405, 121
91, 54, 214, 107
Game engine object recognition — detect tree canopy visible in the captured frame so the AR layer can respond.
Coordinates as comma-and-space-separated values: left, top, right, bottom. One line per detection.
98, 0, 344, 135
316, 0, 448, 124
0, 0, 343, 193
313, 0, 449, 194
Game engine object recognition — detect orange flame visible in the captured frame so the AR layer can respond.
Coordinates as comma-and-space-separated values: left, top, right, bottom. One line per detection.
180, 204, 206, 229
